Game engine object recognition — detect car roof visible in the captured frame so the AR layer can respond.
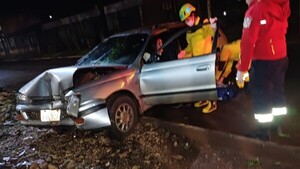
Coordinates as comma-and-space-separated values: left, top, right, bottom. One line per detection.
151, 22, 186, 35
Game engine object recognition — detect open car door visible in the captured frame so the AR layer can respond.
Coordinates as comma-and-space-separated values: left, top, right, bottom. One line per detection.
140, 25, 219, 105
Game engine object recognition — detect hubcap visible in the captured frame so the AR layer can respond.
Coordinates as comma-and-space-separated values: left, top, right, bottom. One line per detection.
115, 103, 134, 132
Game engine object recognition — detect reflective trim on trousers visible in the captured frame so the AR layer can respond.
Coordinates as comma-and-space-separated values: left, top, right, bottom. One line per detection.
272, 107, 287, 116
254, 113, 273, 123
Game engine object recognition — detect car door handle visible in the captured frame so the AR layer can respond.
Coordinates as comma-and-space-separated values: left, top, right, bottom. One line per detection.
196, 65, 210, 71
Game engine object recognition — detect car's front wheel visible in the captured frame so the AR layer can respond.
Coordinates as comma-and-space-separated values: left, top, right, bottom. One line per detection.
107, 95, 139, 139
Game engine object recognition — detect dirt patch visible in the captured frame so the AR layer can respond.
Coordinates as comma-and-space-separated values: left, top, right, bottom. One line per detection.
0, 122, 200, 169
1, 90, 200, 169
1, 90, 300, 169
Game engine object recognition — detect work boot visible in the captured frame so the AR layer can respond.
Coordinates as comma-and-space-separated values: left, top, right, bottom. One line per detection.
194, 100, 209, 108
202, 101, 217, 113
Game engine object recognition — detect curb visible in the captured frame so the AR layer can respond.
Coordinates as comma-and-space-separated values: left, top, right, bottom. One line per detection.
141, 117, 300, 164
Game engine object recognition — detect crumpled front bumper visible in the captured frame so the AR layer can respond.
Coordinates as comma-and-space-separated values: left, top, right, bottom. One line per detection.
16, 100, 74, 126
16, 93, 111, 130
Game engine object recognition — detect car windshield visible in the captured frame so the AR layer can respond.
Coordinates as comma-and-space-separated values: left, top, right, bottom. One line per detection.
76, 33, 148, 66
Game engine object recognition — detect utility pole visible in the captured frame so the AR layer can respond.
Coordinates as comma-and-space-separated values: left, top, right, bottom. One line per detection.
299, 0, 300, 36
207, 0, 211, 19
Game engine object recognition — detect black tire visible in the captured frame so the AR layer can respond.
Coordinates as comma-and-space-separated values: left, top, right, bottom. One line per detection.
107, 95, 139, 139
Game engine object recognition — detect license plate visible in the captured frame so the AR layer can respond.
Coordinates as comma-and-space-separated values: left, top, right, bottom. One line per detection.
40, 109, 61, 122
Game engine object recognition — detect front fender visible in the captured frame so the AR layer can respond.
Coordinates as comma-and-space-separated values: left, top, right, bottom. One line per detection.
65, 91, 111, 130
73, 68, 141, 105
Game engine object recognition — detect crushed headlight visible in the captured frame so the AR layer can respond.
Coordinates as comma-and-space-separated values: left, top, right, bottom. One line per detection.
65, 90, 81, 117
16, 93, 32, 104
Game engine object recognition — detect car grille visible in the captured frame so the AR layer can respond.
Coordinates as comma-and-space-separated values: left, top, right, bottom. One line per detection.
27, 111, 40, 120
30, 97, 55, 105
26, 110, 68, 120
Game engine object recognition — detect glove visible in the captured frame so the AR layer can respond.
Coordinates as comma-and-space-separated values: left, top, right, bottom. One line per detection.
209, 17, 218, 29
178, 50, 186, 59
236, 71, 249, 88
217, 76, 225, 87
209, 17, 218, 24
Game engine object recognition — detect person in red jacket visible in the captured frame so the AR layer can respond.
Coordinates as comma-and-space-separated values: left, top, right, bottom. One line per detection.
236, 0, 290, 141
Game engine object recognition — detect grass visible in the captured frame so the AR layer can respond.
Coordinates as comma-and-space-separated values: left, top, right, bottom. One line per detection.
247, 157, 262, 167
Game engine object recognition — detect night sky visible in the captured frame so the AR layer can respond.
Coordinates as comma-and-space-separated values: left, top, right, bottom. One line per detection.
0, 0, 298, 36
0, 0, 107, 19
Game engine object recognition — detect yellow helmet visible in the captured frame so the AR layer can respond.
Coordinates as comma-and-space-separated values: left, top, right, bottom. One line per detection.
179, 3, 196, 21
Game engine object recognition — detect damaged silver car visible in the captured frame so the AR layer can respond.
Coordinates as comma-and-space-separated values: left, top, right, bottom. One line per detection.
16, 22, 228, 138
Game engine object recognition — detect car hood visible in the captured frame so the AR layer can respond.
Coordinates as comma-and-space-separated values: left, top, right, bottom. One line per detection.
19, 65, 128, 97
19, 66, 78, 97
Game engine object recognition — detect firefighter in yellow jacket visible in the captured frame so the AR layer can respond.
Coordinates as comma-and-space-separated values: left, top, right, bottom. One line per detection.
178, 4, 215, 59
178, 3, 217, 113
215, 39, 247, 86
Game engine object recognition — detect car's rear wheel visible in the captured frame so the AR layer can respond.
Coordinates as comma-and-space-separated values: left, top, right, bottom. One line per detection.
107, 95, 138, 139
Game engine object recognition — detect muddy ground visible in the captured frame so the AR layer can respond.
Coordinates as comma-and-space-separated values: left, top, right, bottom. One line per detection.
0, 90, 299, 169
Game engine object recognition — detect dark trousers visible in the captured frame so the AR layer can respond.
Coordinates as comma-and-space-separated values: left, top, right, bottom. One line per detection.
249, 57, 289, 125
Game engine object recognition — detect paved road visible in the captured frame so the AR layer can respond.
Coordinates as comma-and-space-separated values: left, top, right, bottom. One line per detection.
0, 58, 79, 90
0, 46, 299, 148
